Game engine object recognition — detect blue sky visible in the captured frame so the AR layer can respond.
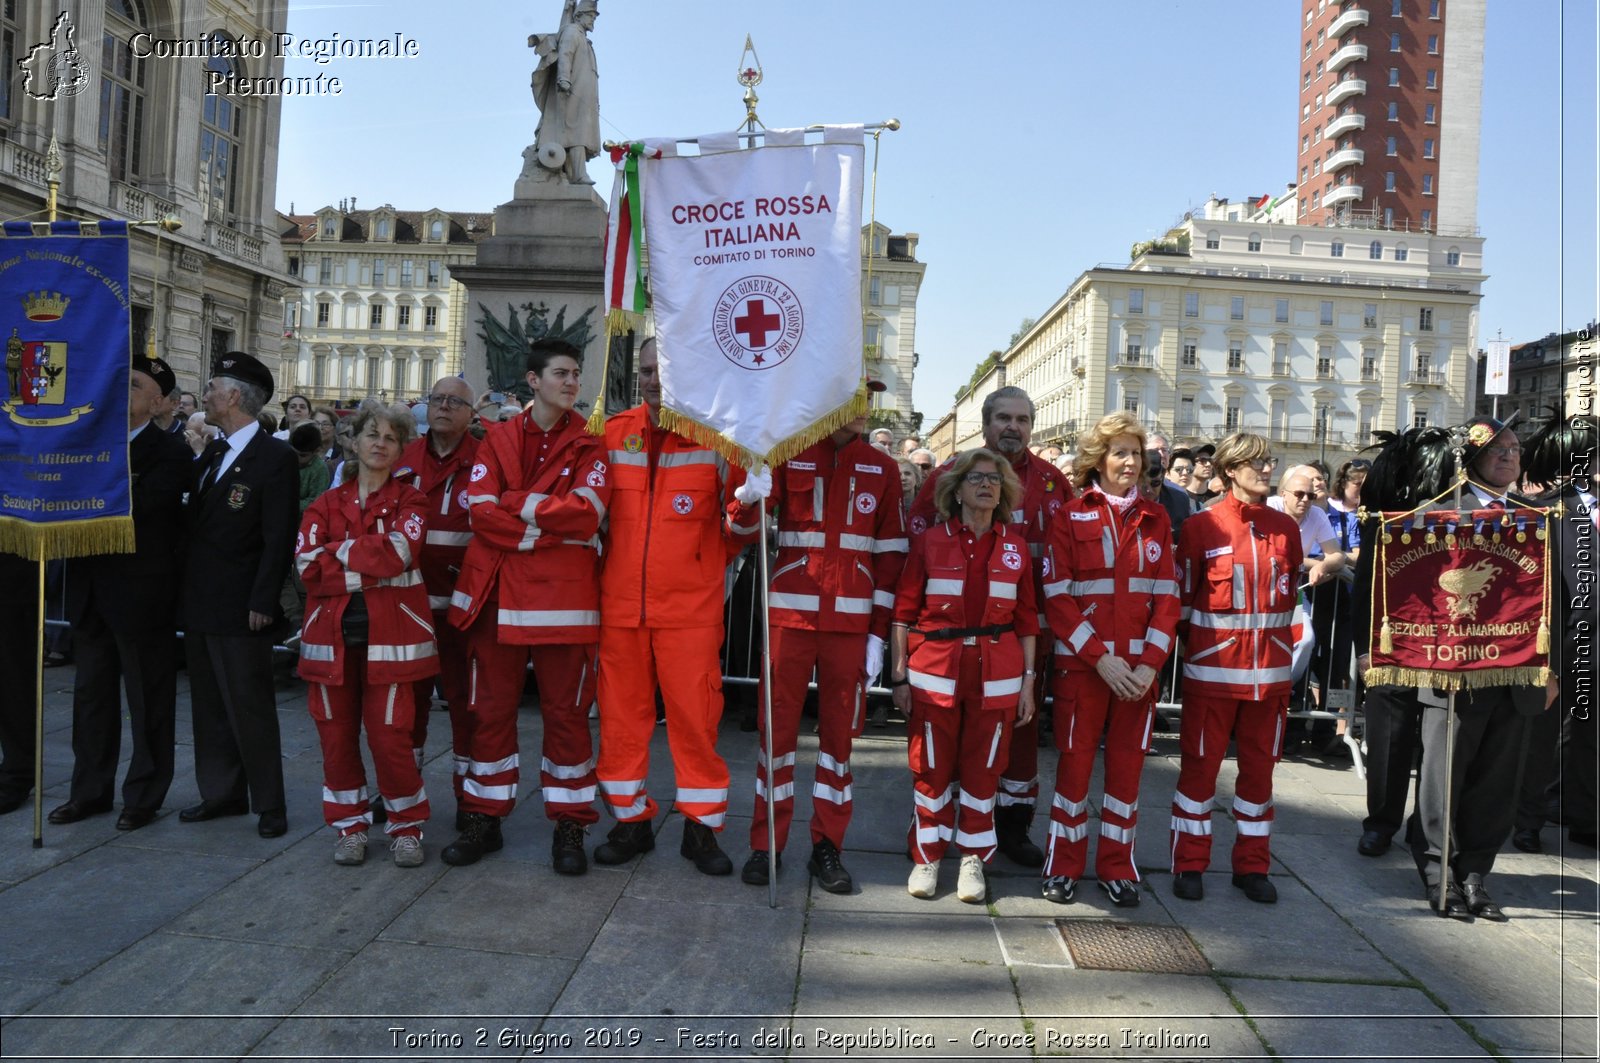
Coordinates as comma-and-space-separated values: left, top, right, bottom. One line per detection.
276, 1, 1597, 417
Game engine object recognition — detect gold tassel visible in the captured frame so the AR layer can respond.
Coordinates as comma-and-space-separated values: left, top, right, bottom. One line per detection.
1379, 616, 1394, 655
0, 515, 136, 561
657, 385, 869, 471
585, 315, 618, 437
1364, 665, 1552, 690
1536, 618, 1550, 655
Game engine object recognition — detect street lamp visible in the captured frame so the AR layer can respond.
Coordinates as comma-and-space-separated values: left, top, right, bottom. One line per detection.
1317, 405, 1329, 467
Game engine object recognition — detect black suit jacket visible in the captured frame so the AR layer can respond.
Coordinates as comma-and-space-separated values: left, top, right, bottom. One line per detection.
182, 428, 299, 635
66, 422, 191, 631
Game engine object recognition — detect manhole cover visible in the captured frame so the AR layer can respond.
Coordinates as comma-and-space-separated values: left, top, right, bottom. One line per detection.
1055, 920, 1211, 975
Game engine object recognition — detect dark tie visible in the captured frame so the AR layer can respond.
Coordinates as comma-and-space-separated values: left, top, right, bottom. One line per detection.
198, 439, 229, 495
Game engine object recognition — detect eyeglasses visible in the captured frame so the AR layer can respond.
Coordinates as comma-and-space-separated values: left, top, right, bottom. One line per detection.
426, 394, 470, 410
1235, 457, 1278, 472
1288, 490, 1314, 501
914, 462, 934, 471
964, 471, 1004, 486
1483, 446, 1519, 458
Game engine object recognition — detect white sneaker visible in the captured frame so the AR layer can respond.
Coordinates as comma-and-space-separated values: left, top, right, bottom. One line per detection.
390, 834, 425, 868
333, 832, 367, 866
957, 854, 987, 904
907, 862, 939, 899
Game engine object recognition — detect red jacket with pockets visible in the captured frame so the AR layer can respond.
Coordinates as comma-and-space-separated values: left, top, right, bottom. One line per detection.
769, 436, 908, 637
395, 433, 480, 614
1042, 484, 1181, 674
296, 476, 438, 685
1174, 492, 1304, 700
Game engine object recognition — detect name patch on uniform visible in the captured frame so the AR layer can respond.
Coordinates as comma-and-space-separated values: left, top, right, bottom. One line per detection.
1204, 545, 1233, 559
855, 463, 882, 474
672, 493, 694, 514
790, 461, 816, 471
1069, 511, 1099, 522
855, 492, 877, 515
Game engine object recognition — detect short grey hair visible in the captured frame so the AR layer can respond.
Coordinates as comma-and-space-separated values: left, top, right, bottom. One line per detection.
217, 377, 269, 418
981, 385, 1035, 426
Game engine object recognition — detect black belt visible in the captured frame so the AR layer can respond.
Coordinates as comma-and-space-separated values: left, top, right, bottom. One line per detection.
912, 623, 1013, 643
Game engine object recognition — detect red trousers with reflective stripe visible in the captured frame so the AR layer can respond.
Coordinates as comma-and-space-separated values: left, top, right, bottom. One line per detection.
1045, 673, 1154, 881
750, 627, 866, 852
460, 610, 598, 824
996, 669, 1045, 812
1169, 692, 1286, 875
309, 653, 429, 838
597, 623, 729, 829
906, 646, 1013, 864
409, 617, 471, 801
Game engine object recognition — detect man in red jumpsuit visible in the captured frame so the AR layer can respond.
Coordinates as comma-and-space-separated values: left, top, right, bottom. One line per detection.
1168, 432, 1302, 904
395, 375, 480, 824
443, 338, 610, 875
592, 338, 766, 875
907, 385, 1070, 866
741, 398, 907, 893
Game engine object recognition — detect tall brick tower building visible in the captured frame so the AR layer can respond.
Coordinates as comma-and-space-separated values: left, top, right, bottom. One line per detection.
1296, 0, 1484, 234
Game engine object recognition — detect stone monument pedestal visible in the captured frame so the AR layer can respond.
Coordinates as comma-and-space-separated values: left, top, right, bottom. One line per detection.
451, 164, 610, 414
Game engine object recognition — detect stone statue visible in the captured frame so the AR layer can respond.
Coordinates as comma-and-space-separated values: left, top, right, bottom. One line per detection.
527, 0, 600, 185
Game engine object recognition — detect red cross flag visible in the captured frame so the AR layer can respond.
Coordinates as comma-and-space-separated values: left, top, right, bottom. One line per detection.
641, 126, 865, 468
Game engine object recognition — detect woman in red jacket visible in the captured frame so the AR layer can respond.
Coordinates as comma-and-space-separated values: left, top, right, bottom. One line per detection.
297, 400, 438, 868
1039, 412, 1179, 908
890, 448, 1038, 904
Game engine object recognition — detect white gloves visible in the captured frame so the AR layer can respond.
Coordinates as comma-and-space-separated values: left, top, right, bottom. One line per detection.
864, 634, 886, 678
734, 465, 773, 505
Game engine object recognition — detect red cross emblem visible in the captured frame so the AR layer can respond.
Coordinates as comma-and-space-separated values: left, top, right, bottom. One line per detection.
712, 275, 804, 370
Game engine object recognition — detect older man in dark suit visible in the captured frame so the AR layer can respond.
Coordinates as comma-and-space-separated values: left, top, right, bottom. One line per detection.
47, 356, 192, 830
180, 352, 298, 838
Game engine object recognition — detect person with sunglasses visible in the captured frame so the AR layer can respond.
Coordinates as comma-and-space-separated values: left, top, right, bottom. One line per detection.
393, 376, 482, 829
890, 449, 1038, 903
1270, 465, 1348, 587
1168, 434, 1303, 904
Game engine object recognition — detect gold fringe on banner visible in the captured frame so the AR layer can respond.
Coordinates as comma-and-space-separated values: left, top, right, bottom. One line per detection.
657, 384, 870, 471
0, 516, 135, 561
1364, 665, 1552, 691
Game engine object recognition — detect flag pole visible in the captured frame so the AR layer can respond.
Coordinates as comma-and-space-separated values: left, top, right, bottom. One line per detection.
1436, 442, 1468, 915
757, 496, 778, 908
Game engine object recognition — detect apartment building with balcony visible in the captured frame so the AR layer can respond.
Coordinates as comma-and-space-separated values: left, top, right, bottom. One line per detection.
860, 222, 926, 435
1474, 324, 1598, 430
0, 1, 296, 390
278, 204, 489, 405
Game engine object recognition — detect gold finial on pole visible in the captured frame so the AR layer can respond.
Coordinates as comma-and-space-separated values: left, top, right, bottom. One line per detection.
737, 35, 764, 131
44, 134, 63, 223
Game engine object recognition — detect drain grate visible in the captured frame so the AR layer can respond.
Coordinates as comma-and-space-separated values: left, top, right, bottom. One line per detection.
1055, 920, 1211, 975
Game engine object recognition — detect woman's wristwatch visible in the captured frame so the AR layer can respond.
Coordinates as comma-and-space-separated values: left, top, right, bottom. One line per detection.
890, 674, 910, 688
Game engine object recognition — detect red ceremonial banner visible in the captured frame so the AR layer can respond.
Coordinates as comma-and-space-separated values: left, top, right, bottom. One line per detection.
1367, 506, 1553, 689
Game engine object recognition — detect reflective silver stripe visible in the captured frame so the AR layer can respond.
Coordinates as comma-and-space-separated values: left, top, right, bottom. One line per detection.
677, 787, 728, 805
498, 608, 600, 627
1070, 579, 1115, 596
519, 492, 549, 522
815, 751, 849, 775
1144, 628, 1172, 653
469, 753, 517, 775
386, 786, 428, 813
778, 530, 826, 548
1042, 578, 1071, 599
428, 594, 452, 611
1100, 822, 1136, 844
729, 519, 761, 536
1127, 639, 1146, 655
812, 782, 852, 805
983, 676, 1023, 698
518, 524, 541, 552
1029, 541, 1045, 559
1101, 527, 1115, 568
985, 721, 1004, 768
756, 749, 797, 772
608, 450, 647, 466
1171, 817, 1212, 836
658, 450, 718, 467
387, 530, 413, 567
694, 811, 727, 828
541, 756, 597, 780
462, 780, 516, 800
599, 777, 642, 797
1185, 663, 1293, 685
915, 824, 953, 844
343, 570, 362, 594
1235, 820, 1272, 836
998, 776, 1034, 796
331, 812, 371, 831
988, 581, 1017, 600
323, 785, 366, 804
1128, 577, 1179, 596
1067, 622, 1095, 653
872, 590, 896, 609
450, 590, 473, 611
544, 784, 597, 804
371, 569, 424, 589
574, 485, 606, 521
1048, 820, 1089, 842
335, 539, 355, 565
926, 578, 964, 597
954, 828, 997, 848
1233, 564, 1246, 610
1173, 790, 1213, 815
425, 529, 473, 547
913, 787, 952, 812
1233, 795, 1274, 817
838, 533, 875, 552
369, 642, 437, 663
908, 670, 957, 696
301, 642, 336, 662
452, 755, 469, 776
466, 492, 499, 506
1051, 793, 1088, 815
755, 778, 796, 801
833, 596, 872, 614
768, 592, 820, 611
1010, 508, 1026, 522
608, 795, 651, 819
924, 721, 935, 770
874, 537, 909, 554
1053, 639, 1072, 657
1103, 793, 1138, 818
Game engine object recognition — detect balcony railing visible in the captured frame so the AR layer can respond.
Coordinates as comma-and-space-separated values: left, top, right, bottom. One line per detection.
1327, 78, 1367, 106
1405, 368, 1448, 386
1272, 361, 1291, 376
1361, 366, 1381, 382
1329, 6, 1370, 37
1114, 350, 1152, 368
1326, 147, 1365, 171
1325, 113, 1367, 138
1324, 184, 1364, 208
1328, 42, 1369, 72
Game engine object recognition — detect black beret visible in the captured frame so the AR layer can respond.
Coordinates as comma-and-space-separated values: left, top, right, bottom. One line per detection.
212, 350, 274, 401
132, 355, 176, 397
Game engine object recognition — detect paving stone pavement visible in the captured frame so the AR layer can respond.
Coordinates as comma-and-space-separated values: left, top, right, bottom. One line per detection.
0, 666, 1595, 1062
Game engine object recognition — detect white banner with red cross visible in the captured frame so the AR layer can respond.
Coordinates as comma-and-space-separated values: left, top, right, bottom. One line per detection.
640, 127, 865, 467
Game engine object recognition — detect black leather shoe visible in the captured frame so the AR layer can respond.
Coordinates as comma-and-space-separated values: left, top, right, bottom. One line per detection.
1231, 872, 1278, 904
742, 850, 780, 885
47, 798, 113, 825
1425, 880, 1472, 919
178, 799, 249, 823
551, 819, 587, 876
441, 813, 503, 866
1040, 876, 1076, 904
593, 819, 655, 865
1357, 830, 1391, 857
995, 806, 1045, 868
1172, 871, 1204, 901
257, 810, 288, 838
1511, 828, 1542, 854
807, 839, 853, 894
1461, 877, 1507, 921
116, 809, 157, 831
1100, 878, 1142, 908
680, 819, 733, 876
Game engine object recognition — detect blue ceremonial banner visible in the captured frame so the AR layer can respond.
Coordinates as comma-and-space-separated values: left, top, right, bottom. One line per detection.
0, 221, 134, 559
